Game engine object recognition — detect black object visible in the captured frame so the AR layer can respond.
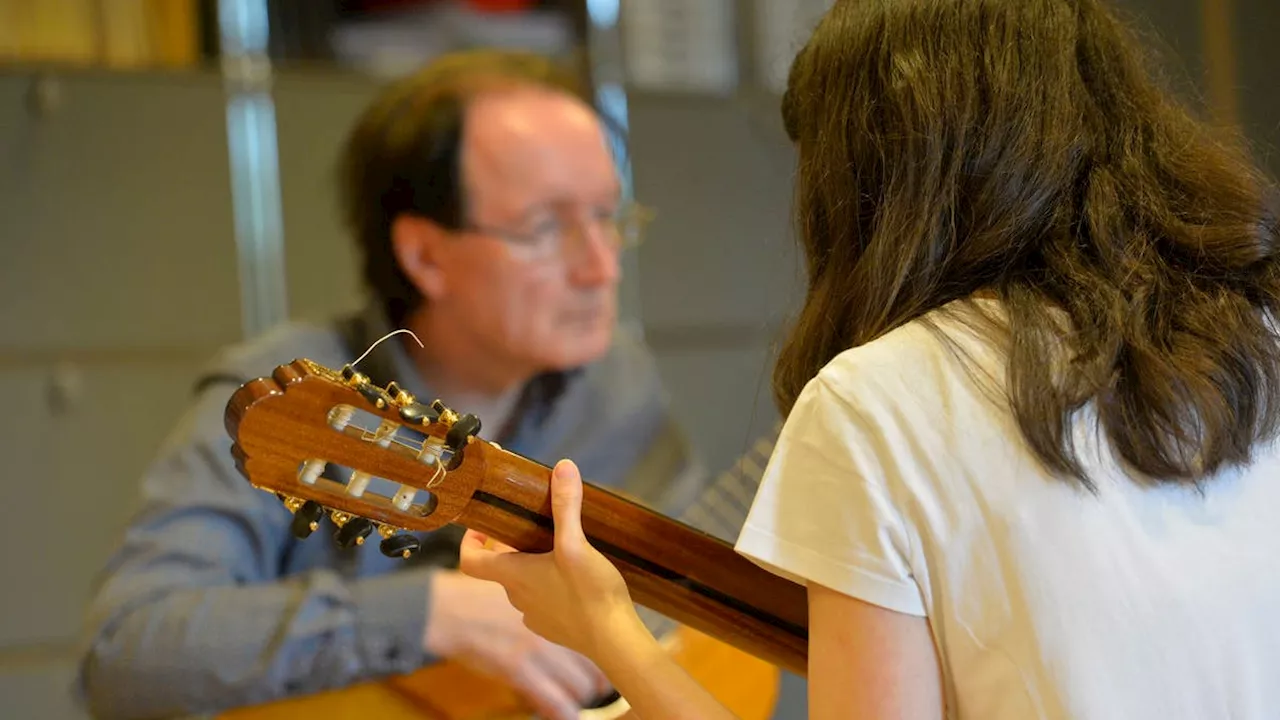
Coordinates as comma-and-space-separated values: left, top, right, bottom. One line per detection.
290, 500, 325, 539
335, 517, 375, 548
380, 533, 421, 559
445, 413, 481, 453
398, 401, 440, 425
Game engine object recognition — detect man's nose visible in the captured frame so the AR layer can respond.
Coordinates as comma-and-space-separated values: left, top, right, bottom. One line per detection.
566, 224, 621, 287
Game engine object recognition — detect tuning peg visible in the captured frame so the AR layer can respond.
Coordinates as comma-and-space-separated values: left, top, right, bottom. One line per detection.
398, 400, 440, 426
330, 511, 375, 548
431, 399, 459, 424
356, 382, 392, 410
282, 497, 325, 539
340, 364, 367, 385
445, 413, 482, 453
385, 381, 416, 406
378, 525, 421, 559
338, 364, 395, 410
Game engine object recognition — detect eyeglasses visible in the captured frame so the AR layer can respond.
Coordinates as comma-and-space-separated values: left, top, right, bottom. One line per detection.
462, 201, 654, 263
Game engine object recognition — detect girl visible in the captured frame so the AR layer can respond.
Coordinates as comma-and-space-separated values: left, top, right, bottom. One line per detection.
460, 0, 1280, 717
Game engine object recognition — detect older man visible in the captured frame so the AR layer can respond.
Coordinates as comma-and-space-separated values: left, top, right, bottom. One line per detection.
77, 50, 705, 720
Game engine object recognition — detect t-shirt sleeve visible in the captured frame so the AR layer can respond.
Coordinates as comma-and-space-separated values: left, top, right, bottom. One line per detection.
733, 373, 927, 617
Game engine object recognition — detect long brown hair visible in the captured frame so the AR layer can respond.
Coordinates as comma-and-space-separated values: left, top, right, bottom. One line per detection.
773, 0, 1280, 488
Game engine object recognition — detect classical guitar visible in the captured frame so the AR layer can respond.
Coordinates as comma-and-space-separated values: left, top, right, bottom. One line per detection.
222, 358, 808, 717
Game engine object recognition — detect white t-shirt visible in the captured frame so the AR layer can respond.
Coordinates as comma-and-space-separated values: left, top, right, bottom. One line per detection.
735, 302, 1280, 719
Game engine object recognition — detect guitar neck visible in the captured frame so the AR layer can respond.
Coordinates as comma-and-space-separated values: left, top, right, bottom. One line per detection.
454, 440, 809, 677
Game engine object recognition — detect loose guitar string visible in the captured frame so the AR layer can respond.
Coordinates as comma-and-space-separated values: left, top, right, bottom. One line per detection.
344, 327, 450, 490
349, 328, 424, 368
424, 461, 446, 488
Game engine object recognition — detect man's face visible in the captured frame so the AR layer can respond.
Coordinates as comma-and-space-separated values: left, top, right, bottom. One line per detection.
417, 87, 622, 378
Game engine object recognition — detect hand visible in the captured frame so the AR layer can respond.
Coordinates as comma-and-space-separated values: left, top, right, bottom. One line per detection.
423, 569, 611, 720
459, 459, 646, 664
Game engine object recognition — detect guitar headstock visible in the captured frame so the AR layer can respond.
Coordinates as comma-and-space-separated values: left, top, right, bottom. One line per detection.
224, 358, 490, 559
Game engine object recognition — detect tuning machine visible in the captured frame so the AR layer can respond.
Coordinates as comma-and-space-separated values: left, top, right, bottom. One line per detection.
445, 413, 481, 453
384, 381, 411, 405
431, 399, 458, 424
329, 510, 375, 548
339, 364, 395, 411
395, 393, 482, 469
280, 495, 326, 539
397, 389, 440, 426
378, 524, 421, 559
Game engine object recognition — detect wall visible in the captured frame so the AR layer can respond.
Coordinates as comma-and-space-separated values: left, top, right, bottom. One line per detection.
0, 66, 241, 719
1234, 0, 1280, 179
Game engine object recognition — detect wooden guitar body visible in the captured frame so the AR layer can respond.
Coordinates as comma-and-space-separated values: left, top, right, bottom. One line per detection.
219, 358, 806, 719
220, 624, 778, 720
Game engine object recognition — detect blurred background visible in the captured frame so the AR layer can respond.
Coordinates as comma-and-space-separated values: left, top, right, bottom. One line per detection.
1, 1, 1277, 718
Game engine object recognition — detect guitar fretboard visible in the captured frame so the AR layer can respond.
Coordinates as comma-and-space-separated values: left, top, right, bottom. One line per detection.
636, 427, 780, 638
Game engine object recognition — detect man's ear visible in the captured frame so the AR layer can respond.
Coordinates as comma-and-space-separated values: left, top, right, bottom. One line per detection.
391, 214, 450, 301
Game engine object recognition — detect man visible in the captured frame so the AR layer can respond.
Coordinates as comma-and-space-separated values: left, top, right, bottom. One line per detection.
75, 50, 706, 720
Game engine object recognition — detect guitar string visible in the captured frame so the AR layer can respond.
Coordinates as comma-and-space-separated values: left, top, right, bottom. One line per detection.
349, 327, 424, 368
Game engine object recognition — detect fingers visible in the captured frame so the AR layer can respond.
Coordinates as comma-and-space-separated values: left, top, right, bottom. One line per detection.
457, 530, 490, 579
536, 643, 611, 712
461, 528, 518, 553
508, 661, 583, 720
575, 650, 614, 700
459, 528, 489, 552
487, 538, 519, 553
550, 459, 587, 549
458, 533, 524, 585
517, 641, 613, 720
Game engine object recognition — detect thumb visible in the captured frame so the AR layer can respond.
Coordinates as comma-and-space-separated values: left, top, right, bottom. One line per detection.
550, 458, 587, 548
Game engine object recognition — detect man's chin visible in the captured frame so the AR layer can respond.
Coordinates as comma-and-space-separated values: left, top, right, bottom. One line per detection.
544, 329, 613, 370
